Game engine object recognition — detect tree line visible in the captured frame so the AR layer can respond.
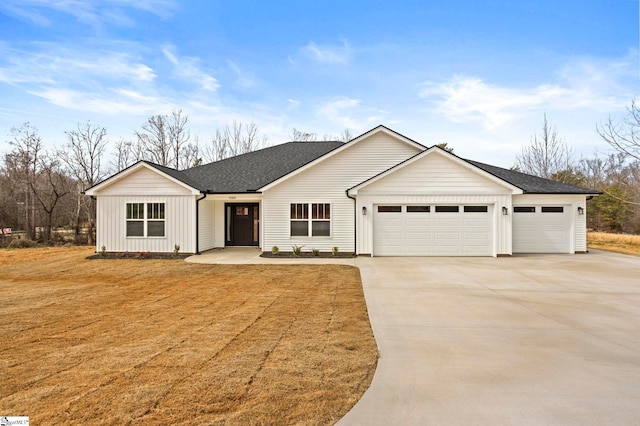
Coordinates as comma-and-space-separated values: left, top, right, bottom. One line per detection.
0, 111, 353, 245
514, 105, 640, 234
3, 102, 639, 247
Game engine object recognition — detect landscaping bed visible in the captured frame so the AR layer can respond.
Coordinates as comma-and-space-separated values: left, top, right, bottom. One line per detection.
260, 251, 356, 258
86, 252, 191, 260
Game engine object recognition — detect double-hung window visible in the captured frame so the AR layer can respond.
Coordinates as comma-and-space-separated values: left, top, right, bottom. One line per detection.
126, 203, 145, 237
147, 203, 165, 236
290, 203, 309, 236
290, 203, 331, 237
311, 203, 330, 236
126, 202, 165, 237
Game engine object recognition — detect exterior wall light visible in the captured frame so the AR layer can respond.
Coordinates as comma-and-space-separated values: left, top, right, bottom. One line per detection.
502, 206, 508, 215
362, 206, 367, 215
577, 206, 584, 215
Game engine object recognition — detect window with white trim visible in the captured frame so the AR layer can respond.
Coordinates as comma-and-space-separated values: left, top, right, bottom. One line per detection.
126, 202, 165, 237
126, 203, 144, 237
290, 203, 331, 237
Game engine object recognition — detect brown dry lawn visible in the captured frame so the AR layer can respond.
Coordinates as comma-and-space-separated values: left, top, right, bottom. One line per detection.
0, 247, 378, 425
587, 231, 640, 256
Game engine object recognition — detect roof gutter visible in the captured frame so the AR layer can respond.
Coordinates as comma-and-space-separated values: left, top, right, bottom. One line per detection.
195, 192, 207, 254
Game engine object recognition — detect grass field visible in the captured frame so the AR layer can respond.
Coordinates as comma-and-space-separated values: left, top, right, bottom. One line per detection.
0, 247, 378, 425
587, 232, 640, 256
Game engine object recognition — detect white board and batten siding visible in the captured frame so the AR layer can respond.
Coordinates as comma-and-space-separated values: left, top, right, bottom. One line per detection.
353, 152, 516, 256
96, 196, 195, 253
512, 194, 587, 254
94, 166, 197, 253
198, 199, 215, 252
97, 167, 193, 196
261, 132, 422, 253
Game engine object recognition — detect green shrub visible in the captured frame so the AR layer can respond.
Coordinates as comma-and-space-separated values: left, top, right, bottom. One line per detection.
292, 245, 303, 256
332, 246, 339, 256
173, 244, 181, 256
311, 248, 320, 256
271, 246, 279, 255
99, 245, 107, 256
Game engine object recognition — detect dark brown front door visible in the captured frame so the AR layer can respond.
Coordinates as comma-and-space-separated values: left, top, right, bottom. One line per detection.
226, 203, 259, 246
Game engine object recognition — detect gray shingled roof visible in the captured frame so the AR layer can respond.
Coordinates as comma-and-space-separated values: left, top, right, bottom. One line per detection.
179, 141, 344, 192
145, 162, 202, 190
466, 160, 598, 194
135, 141, 597, 195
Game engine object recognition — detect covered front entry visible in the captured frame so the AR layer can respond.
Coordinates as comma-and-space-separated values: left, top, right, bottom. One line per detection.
373, 204, 492, 256
225, 203, 259, 246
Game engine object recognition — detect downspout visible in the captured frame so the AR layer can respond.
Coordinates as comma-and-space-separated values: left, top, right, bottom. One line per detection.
195, 192, 207, 255
90, 195, 97, 252
346, 190, 357, 255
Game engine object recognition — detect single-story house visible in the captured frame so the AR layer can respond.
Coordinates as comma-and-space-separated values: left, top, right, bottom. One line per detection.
84, 125, 598, 257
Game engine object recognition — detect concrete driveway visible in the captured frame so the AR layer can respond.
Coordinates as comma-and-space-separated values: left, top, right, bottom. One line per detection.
338, 250, 640, 426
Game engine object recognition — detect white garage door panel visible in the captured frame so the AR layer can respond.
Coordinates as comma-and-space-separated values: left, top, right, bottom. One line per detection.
435, 232, 460, 241
374, 206, 492, 256
406, 246, 434, 255
435, 218, 461, 226
513, 206, 570, 253
464, 232, 489, 241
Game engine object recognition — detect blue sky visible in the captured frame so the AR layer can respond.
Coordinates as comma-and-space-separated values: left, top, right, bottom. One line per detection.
0, 0, 637, 167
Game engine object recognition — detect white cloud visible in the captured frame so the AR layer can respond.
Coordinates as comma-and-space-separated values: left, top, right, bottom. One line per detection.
0, 3, 51, 26
419, 76, 568, 129
287, 99, 301, 110
0, 0, 177, 27
29, 87, 172, 115
162, 46, 219, 92
227, 60, 257, 89
0, 45, 156, 85
419, 56, 634, 130
317, 97, 385, 130
301, 40, 351, 64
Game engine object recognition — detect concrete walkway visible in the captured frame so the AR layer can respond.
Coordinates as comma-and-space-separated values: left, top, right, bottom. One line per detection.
186, 249, 640, 425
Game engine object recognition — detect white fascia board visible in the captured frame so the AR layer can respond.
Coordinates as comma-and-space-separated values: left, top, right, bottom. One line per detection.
347, 148, 524, 196
84, 162, 200, 196
258, 125, 426, 192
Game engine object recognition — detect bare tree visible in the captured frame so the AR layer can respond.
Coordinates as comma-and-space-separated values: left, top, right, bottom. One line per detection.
598, 100, 640, 161
112, 139, 143, 172
59, 121, 109, 244
203, 122, 267, 163
515, 114, 574, 181
290, 128, 318, 142
290, 127, 353, 142
30, 154, 71, 243
136, 114, 170, 166
578, 153, 640, 232
5, 123, 43, 240
338, 128, 353, 142
135, 109, 198, 169
435, 142, 454, 153
206, 128, 231, 162
0, 168, 21, 243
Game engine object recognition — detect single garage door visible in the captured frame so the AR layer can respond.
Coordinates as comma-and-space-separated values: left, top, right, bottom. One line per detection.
373, 205, 492, 256
512, 205, 571, 253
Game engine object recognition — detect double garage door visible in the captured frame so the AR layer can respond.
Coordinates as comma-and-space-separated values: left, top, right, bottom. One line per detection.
512, 205, 570, 253
373, 205, 492, 256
